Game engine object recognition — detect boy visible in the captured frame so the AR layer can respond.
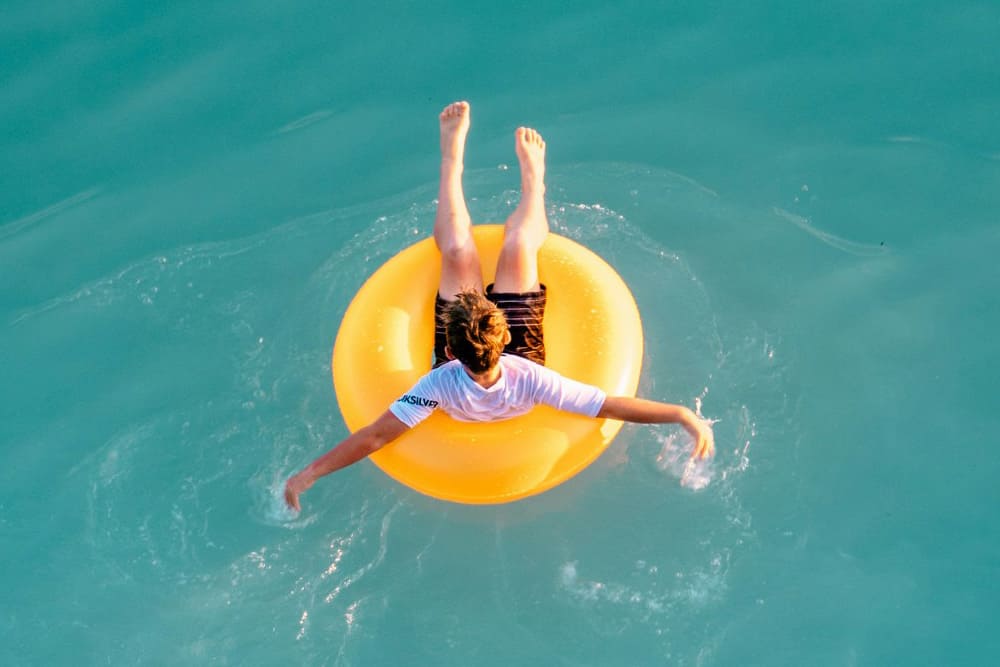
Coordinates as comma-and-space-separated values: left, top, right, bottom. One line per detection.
284, 102, 713, 511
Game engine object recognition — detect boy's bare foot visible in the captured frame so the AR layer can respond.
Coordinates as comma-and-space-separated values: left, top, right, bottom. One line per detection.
440, 101, 471, 165
514, 126, 546, 198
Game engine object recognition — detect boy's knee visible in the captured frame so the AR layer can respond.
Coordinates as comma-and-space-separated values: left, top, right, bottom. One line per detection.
501, 229, 544, 256
438, 239, 478, 266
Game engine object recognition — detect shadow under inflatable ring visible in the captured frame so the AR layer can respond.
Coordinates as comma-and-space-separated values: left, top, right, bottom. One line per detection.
332, 224, 644, 504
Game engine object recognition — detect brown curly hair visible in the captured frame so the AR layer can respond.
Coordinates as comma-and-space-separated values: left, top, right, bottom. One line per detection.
444, 290, 509, 374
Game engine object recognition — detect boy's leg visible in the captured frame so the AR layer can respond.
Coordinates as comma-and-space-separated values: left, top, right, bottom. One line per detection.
434, 101, 483, 300
493, 127, 548, 293
489, 127, 548, 365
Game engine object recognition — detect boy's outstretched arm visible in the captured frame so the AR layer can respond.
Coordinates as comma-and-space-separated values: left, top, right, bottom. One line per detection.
284, 410, 409, 511
597, 397, 714, 459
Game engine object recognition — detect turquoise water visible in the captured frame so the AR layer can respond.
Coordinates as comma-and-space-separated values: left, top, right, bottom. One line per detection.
3, 1, 998, 664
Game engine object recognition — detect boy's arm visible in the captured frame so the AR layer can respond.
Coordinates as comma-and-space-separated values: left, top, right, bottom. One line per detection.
284, 410, 410, 511
597, 396, 714, 459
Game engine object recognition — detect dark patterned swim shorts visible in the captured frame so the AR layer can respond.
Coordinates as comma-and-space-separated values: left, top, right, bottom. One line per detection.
433, 284, 547, 367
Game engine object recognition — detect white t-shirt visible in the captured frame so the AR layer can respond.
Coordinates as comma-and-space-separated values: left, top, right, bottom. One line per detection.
389, 354, 607, 428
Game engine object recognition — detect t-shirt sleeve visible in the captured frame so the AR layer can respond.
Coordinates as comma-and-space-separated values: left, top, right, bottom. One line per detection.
529, 365, 607, 417
388, 372, 443, 428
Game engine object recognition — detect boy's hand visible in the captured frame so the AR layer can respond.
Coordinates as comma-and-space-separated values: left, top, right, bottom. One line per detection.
683, 416, 715, 460
284, 471, 313, 512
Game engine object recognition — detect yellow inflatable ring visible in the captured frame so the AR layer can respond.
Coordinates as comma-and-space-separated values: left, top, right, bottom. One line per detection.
333, 224, 643, 504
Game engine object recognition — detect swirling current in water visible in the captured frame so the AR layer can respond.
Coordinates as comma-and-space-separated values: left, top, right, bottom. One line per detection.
5, 163, 797, 664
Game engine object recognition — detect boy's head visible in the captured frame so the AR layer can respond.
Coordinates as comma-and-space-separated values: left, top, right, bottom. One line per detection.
444, 290, 511, 374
